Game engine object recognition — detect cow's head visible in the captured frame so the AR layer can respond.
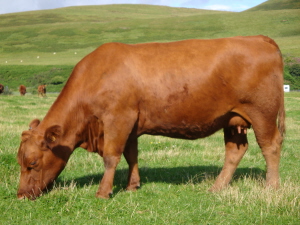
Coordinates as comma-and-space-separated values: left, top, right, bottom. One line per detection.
17, 119, 72, 200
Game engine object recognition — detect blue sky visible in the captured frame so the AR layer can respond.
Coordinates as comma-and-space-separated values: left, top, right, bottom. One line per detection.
0, 0, 267, 15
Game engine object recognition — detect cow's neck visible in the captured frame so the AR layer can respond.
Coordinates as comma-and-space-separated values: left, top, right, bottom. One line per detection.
39, 88, 89, 150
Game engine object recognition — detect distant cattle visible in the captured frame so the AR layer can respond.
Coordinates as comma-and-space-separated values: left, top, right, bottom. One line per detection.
17, 35, 285, 200
38, 85, 46, 97
0, 84, 4, 94
19, 85, 26, 96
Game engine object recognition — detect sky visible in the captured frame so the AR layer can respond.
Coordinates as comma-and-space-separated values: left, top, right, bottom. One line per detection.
0, 0, 267, 15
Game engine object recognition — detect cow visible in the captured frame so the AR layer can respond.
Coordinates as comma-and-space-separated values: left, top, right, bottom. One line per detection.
38, 85, 46, 97
0, 83, 4, 94
19, 85, 26, 96
17, 35, 285, 200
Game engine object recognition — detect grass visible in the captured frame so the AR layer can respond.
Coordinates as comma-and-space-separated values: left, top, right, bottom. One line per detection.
0, 4, 299, 66
0, 92, 299, 224
0, 65, 73, 93
0, 2, 299, 223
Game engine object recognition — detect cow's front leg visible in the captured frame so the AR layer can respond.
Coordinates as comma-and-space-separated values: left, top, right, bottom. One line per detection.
96, 154, 121, 199
210, 126, 248, 192
123, 138, 140, 191
96, 110, 139, 198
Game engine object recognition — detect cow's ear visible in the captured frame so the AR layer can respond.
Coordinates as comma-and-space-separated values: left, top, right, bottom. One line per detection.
21, 130, 31, 142
44, 125, 62, 149
29, 119, 40, 130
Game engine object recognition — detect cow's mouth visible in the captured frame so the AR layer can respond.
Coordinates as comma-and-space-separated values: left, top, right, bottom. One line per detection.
17, 189, 40, 200
17, 181, 55, 200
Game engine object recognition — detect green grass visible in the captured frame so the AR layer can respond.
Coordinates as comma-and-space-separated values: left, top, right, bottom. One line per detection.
0, 2, 300, 223
0, 93, 299, 224
0, 4, 299, 66
0, 65, 73, 93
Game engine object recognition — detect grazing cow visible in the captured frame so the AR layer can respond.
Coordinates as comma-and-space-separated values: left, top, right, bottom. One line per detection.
38, 85, 46, 97
0, 83, 4, 94
17, 35, 285, 200
19, 85, 26, 96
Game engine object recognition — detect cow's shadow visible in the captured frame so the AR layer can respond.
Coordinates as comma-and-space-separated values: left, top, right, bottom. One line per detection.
55, 166, 265, 194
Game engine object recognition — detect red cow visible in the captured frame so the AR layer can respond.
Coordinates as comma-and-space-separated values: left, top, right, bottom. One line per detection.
19, 85, 26, 96
0, 84, 4, 94
38, 85, 46, 97
17, 35, 285, 200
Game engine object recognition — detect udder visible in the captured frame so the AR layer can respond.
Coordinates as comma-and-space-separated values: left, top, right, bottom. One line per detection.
228, 114, 251, 135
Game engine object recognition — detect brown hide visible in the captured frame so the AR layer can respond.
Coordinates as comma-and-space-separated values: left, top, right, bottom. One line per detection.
38, 85, 46, 97
19, 85, 26, 96
0, 83, 4, 94
17, 35, 285, 199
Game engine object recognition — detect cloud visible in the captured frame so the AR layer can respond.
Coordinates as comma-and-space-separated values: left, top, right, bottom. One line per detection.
203, 3, 251, 12
203, 4, 231, 11
179, 0, 209, 8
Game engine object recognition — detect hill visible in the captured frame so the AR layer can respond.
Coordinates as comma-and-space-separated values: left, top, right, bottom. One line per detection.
0, 4, 299, 66
247, 0, 300, 11
0, 3, 299, 91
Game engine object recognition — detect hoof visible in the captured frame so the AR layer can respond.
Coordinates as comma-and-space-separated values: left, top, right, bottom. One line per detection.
96, 191, 113, 199
126, 184, 140, 192
266, 182, 280, 190
209, 185, 226, 193
208, 187, 218, 193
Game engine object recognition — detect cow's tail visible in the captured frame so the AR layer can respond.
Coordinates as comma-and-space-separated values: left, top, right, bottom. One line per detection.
278, 91, 286, 139
269, 35, 286, 140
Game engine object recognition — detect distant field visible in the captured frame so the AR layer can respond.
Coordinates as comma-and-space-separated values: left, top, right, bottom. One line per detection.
0, 5, 299, 66
0, 92, 299, 224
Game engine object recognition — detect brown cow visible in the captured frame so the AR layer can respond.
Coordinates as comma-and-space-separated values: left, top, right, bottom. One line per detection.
38, 85, 46, 97
17, 35, 285, 200
19, 85, 26, 96
0, 83, 4, 94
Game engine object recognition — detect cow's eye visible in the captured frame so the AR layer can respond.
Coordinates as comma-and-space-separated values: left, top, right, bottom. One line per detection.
28, 161, 38, 170
29, 161, 37, 167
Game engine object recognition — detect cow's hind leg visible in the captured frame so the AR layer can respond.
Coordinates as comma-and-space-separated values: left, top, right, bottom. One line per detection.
252, 121, 283, 189
210, 122, 249, 192
123, 137, 140, 191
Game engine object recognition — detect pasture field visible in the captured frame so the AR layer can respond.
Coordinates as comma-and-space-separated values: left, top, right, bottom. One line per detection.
0, 93, 299, 224
0, 4, 299, 67
0, 1, 300, 224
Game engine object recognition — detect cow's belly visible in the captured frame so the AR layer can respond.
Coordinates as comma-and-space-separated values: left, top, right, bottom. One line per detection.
144, 124, 221, 140
139, 112, 229, 140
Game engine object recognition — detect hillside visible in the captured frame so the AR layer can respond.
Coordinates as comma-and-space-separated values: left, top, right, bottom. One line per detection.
0, 3, 299, 91
0, 5, 230, 65
247, 0, 300, 11
0, 4, 299, 66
